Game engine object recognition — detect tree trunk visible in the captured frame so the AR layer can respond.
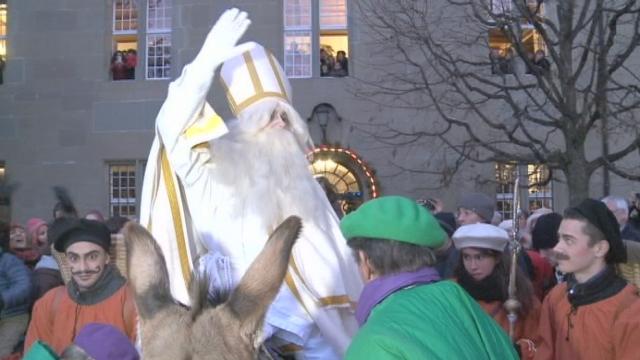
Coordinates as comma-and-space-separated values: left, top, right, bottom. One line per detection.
564, 147, 591, 206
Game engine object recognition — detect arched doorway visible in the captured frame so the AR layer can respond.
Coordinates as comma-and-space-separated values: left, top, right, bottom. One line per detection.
308, 145, 379, 215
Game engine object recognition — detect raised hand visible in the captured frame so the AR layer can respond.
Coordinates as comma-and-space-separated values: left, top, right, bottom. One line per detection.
195, 8, 253, 71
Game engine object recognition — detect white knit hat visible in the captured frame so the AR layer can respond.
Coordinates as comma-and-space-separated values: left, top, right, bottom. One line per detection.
219, 42, 292, 116
452, 223, 509, 252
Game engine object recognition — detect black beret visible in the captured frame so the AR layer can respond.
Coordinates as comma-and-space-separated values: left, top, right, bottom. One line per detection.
52, 218, 111, 252
567, 198, 626, 263
531, 213, 562, 250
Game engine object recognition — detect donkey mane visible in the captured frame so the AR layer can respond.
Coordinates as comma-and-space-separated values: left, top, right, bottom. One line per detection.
188, 273, 231, 320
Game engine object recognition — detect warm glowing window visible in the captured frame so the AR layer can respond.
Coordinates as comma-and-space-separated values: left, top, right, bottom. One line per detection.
495, 162, 553, 219
146, 0, 172, 79
527, 164, 552, 210
488, 27, 545, 75
284, 0, 349, 78
112, 0, 138, 81
1, 0, 7, 59
310, 158, 360, 194
320, 0, 348, 77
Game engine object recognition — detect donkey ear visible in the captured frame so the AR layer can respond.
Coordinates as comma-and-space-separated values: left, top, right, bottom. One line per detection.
123, 222, 175, 320
227, 216, 301, 333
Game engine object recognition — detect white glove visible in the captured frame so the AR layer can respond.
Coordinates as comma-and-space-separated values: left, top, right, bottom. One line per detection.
194, 8, 253, 72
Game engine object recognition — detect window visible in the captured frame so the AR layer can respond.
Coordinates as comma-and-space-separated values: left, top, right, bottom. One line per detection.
491, 0, 512, 15
495, 162, 553, 219
284, 0, 312, 78
495, 162, 516, 220
487, 0, 546, 76
491, 0, 543, 18
488, 28, 545, 75
0, 0, 7, 85
146, 0, 172, 80
527, 164, 552, 210
108, 161, 145, 218
284, 0, 349, 78
112, 0, 138, 80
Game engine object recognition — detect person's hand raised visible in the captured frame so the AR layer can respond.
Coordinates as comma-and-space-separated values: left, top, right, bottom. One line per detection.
195, 8, 253, 71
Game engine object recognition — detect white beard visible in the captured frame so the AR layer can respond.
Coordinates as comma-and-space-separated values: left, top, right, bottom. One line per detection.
208, 120, 326, 233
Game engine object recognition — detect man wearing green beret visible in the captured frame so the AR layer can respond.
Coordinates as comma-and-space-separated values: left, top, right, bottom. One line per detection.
341, 196, 518, 359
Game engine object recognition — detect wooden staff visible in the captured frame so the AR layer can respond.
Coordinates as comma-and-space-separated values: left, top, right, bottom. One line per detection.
504, 168, 522, 341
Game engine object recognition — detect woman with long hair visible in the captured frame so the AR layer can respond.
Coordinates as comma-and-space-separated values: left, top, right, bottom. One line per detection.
452, 223, 540, 359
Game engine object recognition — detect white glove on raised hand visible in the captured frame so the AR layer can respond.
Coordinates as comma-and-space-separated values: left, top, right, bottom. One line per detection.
194, 8, 253, 72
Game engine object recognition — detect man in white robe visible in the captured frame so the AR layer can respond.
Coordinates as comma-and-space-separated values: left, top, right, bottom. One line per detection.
139, 9, 362, 358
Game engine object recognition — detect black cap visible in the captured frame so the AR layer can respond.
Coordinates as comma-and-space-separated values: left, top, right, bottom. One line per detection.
566, 198, 626, 263
52, 218, 111, 252
434, 212, 457, 238
531, 213, 562, 250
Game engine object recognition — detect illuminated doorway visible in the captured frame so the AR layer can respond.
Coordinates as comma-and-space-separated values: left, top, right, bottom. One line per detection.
309, 146, 379, 215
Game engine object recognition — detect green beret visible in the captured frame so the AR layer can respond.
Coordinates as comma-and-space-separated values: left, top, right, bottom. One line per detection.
340, 196, 446, 247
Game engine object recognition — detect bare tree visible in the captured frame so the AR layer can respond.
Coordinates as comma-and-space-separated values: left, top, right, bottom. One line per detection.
353, 0, 640, 205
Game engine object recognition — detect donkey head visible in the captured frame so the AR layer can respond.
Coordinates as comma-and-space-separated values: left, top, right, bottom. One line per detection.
124, 216, 302, 359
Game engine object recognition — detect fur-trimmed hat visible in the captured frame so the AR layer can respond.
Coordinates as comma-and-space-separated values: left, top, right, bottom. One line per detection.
452, 223, 509, 252
340, 196, 447, 248
457, 193, 495, 222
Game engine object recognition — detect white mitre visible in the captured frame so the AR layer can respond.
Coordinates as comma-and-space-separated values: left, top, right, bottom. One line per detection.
219, 42, 311, 150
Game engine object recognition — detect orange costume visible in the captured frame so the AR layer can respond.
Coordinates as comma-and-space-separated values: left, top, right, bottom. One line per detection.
23, 281, 137, 354
477, 297, 540, 358
535, 283, 640, 360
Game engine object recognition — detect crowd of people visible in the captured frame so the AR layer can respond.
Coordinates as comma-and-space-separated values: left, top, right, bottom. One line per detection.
321, 48, 349, 77
0, 192, 137, 360
3, 187, 640, 358
3, 9, 640, 359
110, 49, 137, 81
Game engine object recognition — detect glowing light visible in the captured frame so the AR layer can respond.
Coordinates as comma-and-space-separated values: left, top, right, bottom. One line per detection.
308, 145, 379, 198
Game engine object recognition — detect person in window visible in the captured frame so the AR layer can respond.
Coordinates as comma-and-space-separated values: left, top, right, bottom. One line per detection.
499, 48, 515, 75
490, 48, 502, 75
532, 49, 550, 75
331, 50, 348, 77
320, 48, 334, 77
125, 49, 137, 80
110, 51, 129, 81
0, 55, 5, 85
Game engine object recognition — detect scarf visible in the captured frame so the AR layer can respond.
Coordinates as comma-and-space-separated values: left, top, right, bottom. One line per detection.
67, 264, 127, 305
457, 270, 506, 303
566, 265, 627, 308
355, 267, 440, 326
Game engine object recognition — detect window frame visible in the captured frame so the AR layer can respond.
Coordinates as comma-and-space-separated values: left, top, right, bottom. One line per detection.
495, 162, 553, 220
1, 0, 8, 60
145, 0, 172, 80
107, 160, 146, 219
284, 0, 350, 79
